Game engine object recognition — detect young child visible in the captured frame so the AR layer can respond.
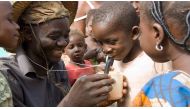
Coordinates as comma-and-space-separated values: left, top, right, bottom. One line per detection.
132, 1, 190, 107
65, 29, 95, 86
0, 1, 20, 106
92, 1, 171, 106
84, 9, 105, 65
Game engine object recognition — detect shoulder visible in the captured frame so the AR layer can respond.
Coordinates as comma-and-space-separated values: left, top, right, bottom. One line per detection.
170, 71, 190, 90
0, 56, 19, 79
149, 71, 190, 84
0, 56, 16, 62
0, 56, 19, 77
0, 72, 12, 106
142, 71, 190, 96
141, 71, 190, 106
143, 71, 184, 87
0, 57, 22, 91
0, 56, 18, 70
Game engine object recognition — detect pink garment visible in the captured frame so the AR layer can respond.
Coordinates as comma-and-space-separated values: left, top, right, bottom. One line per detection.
66, 60, 95, 86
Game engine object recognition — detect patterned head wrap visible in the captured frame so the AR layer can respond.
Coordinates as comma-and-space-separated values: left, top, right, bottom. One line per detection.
12, 1, 77, 46
21, 1, 70, 24
12, 1, 77, 24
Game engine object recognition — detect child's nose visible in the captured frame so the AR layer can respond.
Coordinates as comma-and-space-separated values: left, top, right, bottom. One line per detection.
74, 46, 80, 52
103, 45, 112, 54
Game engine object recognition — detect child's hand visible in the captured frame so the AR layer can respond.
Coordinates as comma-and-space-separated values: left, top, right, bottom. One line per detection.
97, 50, 106, 62
117, 75, 129, 106
84, 49, 98, 60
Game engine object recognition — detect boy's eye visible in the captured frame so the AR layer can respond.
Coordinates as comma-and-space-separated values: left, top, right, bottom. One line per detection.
78, 43, 84, 47
107, 39, 117, 45
97, 41, 103, 46
67, 44, 74, 49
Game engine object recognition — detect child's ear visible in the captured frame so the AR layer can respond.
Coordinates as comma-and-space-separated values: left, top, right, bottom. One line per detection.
153, 23, 165, 44
131, 26, 140, 40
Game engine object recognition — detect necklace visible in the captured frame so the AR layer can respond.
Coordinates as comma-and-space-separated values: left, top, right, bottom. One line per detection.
26, 56, 48, 71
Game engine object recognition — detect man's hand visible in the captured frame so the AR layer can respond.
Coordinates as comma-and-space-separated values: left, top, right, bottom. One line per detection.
59, 74, 115, 106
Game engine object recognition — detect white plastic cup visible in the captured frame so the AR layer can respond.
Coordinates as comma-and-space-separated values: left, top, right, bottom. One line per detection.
108, 71, 123, 100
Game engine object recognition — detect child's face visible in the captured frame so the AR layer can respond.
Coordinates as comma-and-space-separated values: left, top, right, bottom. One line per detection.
138, 4, 162, 62
66, 35, 87, 63
93, 22, 133, 61
85, 16, 93, 37
0, 2, 20, 52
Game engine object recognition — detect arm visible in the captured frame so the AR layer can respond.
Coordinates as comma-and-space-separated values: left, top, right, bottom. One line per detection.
70, 1, 89, 34
84, 48, 98, 60
70, 1, 103, 35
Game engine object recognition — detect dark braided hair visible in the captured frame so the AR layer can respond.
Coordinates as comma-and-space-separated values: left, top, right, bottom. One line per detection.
141, 1, 190, 52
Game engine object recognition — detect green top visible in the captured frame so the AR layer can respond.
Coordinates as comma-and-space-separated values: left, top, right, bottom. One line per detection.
0, 72, 12, 107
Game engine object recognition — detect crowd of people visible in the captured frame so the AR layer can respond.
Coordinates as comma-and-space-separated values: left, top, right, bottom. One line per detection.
0, 1, 189, 107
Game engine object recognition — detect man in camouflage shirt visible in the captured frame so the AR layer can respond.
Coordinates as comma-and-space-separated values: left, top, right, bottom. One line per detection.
0, 72, 12, 106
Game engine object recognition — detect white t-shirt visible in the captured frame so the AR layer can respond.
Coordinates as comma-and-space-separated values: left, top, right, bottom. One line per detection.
113, 52, 172, 106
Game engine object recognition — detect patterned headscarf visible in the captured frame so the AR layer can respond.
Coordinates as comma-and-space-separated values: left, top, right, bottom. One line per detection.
21, 1, 70, 24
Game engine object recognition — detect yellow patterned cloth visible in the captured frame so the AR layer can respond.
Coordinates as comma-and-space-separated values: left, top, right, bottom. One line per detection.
0, 72, 12, 107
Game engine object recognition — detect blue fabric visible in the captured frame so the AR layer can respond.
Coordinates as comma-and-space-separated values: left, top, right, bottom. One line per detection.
141, 71, 190, 106
0, 48, 9, 57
